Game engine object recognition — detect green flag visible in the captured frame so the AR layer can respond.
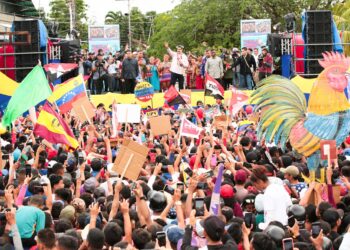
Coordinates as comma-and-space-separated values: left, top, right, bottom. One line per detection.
2, 65, 52, 127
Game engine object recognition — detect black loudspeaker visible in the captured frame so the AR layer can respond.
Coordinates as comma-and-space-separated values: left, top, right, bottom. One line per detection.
13, 20, 41, 82
267, 34, 282, 57
304, 10, 333, 76
59, 40, 81, 63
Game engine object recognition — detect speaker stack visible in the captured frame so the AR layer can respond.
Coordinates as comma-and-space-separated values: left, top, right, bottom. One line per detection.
267, 34, 282, 57
304, 10, 333, 76
13, 20, 41, 82
59, 39, 81, 63
58, 40, 81, 82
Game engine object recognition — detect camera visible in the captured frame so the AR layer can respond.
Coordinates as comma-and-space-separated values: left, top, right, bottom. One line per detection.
95, 60, 105, 67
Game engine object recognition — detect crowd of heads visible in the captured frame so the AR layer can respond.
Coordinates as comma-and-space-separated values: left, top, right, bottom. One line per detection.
1, 92, 350, 250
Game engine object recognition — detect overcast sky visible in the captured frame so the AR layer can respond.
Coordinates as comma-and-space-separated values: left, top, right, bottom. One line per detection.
33, 0, 181, 24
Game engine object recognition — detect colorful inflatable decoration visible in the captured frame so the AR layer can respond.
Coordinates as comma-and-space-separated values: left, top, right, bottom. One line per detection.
251, 52, 350, 170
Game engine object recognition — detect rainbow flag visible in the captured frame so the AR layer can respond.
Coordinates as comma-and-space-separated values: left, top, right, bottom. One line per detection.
47, 75, 86, 113
0, 72, 19, 113
34, 103, 79, 149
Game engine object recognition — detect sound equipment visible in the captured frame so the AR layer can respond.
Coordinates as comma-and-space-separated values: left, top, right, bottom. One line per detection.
304, 10, 333, 76
13, 20, 40, 82
267, 34, 282, 57
59, 39, 81, 63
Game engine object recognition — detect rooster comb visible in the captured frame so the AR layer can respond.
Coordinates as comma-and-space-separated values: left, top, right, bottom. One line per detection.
318, 51, 350, 69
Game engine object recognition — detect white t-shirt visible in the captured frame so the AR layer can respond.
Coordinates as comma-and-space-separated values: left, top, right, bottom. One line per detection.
107, 63, 117, 74
261, 182, 292, 229
167, 48, 189, 75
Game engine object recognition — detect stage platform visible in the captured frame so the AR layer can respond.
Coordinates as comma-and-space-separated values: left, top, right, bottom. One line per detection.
90, 76, 315, 109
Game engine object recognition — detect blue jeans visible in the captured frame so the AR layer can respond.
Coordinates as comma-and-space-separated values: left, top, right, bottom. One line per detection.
232, 72, 240, 87
239, 74, 253, 90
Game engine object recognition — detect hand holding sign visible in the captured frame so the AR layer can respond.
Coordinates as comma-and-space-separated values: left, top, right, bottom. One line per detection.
320, 140, 336, 160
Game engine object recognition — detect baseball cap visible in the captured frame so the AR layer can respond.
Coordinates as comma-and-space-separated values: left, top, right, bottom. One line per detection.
59, 205, 76, 221
84, 177, 97, 193
176, 45, 184, 49
200, 216, 225, 241
220, 184, 234, 198
165, 225, 184, 244
284, 165, 299, 177
264, 224, 285, 241
47, 149, 58, 160
234, 170, 247, 183
232, 48, 239, 52
246, 151, 258, 164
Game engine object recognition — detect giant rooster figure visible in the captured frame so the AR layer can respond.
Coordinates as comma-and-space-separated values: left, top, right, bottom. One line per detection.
251, 52, 350, 170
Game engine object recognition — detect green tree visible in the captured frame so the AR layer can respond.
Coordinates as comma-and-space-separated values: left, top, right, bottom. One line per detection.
105, 7, 154, 50
333, 0, 350, 55
148, 0, 342, 57
48, 0, 88, 41
148, 0, 241, 57
105, 11, 128, 46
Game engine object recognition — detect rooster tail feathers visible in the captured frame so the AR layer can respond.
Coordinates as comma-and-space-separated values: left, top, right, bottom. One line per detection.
251, 75, 307, 146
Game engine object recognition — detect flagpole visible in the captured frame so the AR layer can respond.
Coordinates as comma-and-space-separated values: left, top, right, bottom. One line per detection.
178, 114, 185, 146
81, 105, 91, 124
46, 69, 61, 115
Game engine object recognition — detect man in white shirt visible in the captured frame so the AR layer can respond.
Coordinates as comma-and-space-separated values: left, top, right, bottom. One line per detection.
205, 49, 224, 84
250, 167, 292, 230
164, 42, 189, 89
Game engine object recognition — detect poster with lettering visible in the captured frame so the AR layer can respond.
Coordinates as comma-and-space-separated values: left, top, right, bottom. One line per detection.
134, 82, 154, 102
144, 109, 159, 118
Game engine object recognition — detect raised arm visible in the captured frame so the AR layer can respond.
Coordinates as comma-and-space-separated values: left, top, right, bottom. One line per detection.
108, 179, 122, 221
120, 199, 132, 244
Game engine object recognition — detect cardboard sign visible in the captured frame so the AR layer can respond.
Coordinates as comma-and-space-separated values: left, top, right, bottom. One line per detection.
180, 89, 191, 104
213, 115, 229, 130
333, 185, 341, 204
308, 182, 323, 206
320, 140, 337, 160
112, 139, 149, 180
149, 116, 172, 136
72, 96, 95, 123
116, 104, 141, 123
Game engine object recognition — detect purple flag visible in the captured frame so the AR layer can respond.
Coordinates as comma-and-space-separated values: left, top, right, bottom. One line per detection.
209, 163, 225, 215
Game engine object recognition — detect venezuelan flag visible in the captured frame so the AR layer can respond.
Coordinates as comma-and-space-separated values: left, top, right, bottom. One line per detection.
0, 72, 19, 112
34, 102, 79, 149
47, 75, 86, 113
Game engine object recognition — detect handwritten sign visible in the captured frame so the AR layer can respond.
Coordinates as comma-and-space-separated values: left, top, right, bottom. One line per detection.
144, 109, 159, 118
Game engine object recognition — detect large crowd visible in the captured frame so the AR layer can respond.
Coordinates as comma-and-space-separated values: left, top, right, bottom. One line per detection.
1, 44, 350, 250
80, 44, 277, 95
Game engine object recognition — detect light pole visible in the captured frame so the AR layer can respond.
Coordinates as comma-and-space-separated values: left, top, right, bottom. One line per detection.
116, 0, 132, 51
128, 0, 131, 50
66, 0, 76, 39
